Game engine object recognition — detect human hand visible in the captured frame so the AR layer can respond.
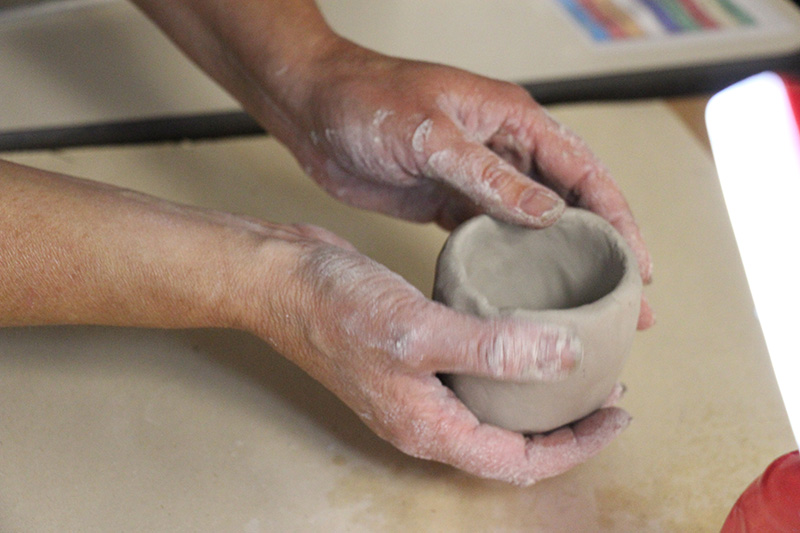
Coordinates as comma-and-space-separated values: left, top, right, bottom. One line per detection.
275, 43, 654, 328
241, 228, 631, 486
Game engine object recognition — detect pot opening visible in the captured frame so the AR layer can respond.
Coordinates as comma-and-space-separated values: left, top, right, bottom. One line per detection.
462, 217, 627, 312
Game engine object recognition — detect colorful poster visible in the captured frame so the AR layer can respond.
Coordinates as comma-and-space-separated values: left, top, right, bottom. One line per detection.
558, 0, 757, 41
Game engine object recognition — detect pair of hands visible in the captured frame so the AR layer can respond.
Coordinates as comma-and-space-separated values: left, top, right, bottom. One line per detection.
88, 0, 654, 486
238, 41, 653, 486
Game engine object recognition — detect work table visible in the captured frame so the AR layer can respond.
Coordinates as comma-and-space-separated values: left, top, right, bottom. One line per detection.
2, 99, 795, 531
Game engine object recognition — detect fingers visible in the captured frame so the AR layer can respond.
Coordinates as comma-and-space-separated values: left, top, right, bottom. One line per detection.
397, 384, 631, 486
602, 382, 626, 408
419, 119, 565, 229
466, 102, 655, 326
405, 303, 583, 382
514, 106, 654, 286
519, 408, 632, 485
417, 106, 652, 292
638, 294, 656, 330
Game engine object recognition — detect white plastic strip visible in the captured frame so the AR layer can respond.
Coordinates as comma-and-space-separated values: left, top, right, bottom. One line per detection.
707, 71, 800, 447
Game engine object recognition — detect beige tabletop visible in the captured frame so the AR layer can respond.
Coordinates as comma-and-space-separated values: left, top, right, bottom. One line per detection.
1, 98, 796, 531
2, 1, 798, 530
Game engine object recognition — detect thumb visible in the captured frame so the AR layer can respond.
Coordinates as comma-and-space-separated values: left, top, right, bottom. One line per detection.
410, 304, 584, 382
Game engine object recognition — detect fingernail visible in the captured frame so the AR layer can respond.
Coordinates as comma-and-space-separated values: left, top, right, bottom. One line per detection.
612, 410, 633, 433
638, 297, 656, 330
526, 327, 583, 381
602, 383, 626, 407
639, 248, 654, 284
518, 188, 564, 226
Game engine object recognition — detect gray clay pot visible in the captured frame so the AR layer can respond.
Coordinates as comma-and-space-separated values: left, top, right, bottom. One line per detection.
433, 208, 641, 433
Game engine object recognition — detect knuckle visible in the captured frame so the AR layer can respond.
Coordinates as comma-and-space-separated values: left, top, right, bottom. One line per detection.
379, 326, 417, 367
569, 163, 609, 207
379, 297, 433, 366
487, 132, 532, 175
411, 116, 435, 154
507, 85, 536, 108
289, 223, 355, 250
473, 322, 517, 377
479, 158, 518, 196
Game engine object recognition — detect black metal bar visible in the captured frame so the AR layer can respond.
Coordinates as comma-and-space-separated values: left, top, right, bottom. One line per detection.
0, 110, 264, 152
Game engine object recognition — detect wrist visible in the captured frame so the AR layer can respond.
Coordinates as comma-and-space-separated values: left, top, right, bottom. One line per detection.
246, 28, 350, 143
133, 0, 354, 147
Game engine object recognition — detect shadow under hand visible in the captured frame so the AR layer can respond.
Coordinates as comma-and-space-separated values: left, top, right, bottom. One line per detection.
186, 328, 441, 475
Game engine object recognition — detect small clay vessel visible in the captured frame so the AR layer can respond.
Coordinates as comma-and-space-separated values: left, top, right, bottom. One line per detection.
433, 208, 641, 433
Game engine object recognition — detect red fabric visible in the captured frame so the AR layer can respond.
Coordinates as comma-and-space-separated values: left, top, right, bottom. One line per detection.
676, 0, 719, 29
783, 74, 800, 141
721, 450, 800, 532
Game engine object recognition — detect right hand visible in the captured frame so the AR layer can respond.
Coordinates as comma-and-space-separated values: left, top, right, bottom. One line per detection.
239, 224, 631, 486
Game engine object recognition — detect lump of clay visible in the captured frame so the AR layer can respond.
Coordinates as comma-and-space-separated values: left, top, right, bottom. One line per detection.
433, 208, 641, 433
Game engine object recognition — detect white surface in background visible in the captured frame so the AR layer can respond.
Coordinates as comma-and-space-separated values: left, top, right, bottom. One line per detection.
1, 0, 800, 130
707, 72, 800, 448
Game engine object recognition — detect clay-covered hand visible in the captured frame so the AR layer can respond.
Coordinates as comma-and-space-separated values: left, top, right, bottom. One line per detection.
245, 229, 631, 486
277, 44, 654, 328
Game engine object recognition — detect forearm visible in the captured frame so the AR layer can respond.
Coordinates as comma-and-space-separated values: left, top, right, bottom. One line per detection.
0, 160, 267, 329
130, 0, 345, 144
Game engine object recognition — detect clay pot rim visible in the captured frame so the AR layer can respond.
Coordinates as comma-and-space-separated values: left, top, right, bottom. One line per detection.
438, 208, 642, 319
